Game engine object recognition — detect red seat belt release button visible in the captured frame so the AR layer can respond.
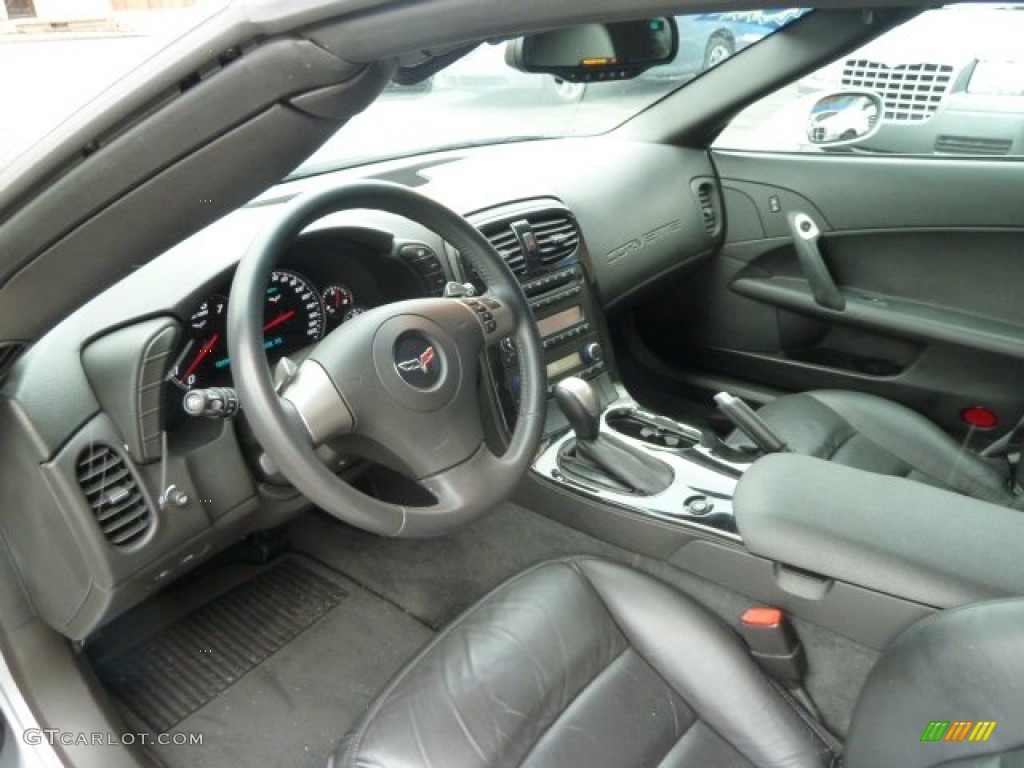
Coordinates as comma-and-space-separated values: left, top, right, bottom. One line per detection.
741, 607, 806, 685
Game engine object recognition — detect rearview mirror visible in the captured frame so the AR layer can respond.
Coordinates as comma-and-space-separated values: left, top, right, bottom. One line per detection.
806, 90, 883, 148
508, 18, 678, 82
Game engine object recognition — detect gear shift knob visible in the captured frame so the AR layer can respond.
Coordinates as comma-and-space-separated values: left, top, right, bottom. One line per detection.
554, 377, 601, 441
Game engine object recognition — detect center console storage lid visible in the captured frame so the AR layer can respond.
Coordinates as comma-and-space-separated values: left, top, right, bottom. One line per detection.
734, 454, 1024, 608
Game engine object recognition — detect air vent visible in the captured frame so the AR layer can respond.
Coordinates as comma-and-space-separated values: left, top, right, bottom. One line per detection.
75, 445, 152, 547
482, 224, 527, 276
696, 182, 719, 236
531, 214, 580, 265
0, 342, 26, 380
935, 135, 1012, 156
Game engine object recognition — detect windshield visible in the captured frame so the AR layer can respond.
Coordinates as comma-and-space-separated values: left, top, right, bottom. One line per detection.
1, 6, 806, 174
293, 9, 809, 177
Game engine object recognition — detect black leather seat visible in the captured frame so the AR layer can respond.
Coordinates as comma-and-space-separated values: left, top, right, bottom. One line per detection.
329, 557, 1024, 767
730, 389, 1017, 507
331, 561, 1024, 768
331, 557, 834, 768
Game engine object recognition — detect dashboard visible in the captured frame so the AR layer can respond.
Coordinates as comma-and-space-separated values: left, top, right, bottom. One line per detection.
0, 137, 720, 640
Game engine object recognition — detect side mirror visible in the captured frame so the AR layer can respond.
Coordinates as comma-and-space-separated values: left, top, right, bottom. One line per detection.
507, 18, 678, 82
806, 90, 883, 148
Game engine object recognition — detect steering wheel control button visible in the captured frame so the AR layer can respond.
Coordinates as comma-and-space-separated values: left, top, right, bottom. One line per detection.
462, 297, 505, 335
394, 333, 443, 390
399, 244, 449, 297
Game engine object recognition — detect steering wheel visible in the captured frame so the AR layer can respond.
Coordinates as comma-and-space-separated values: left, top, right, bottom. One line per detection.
227, 181, 545, 537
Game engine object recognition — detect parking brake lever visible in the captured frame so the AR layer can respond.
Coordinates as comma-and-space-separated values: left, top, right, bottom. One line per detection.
787, 211, 845, 311
714, 392, 788, 454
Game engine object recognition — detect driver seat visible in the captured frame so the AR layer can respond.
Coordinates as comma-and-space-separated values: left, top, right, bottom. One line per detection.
329, 557, 1024, 767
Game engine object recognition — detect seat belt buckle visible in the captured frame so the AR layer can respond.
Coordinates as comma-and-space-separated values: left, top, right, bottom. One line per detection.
740, 607, 806, 686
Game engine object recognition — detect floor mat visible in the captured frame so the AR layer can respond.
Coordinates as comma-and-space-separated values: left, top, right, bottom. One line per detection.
93, 556, 433, 768
97, 557, 348, 732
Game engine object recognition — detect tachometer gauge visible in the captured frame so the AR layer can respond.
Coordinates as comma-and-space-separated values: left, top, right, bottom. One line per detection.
168, 295, 228, 390
322, 284, 354, 323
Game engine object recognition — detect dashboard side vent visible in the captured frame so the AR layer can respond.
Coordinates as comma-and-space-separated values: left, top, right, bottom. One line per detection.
935, 135, 1012, 156
0, 342, 26, 381
75, 444, 152, 547
695, 182, 719, 236
482, 224, 527, 276
531, 214, 580, 265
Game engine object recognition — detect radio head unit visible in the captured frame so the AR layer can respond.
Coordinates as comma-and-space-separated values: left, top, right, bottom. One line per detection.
462, 201, 612, 431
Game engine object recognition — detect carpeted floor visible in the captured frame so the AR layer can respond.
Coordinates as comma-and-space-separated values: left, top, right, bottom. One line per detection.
288, 500, 631, 629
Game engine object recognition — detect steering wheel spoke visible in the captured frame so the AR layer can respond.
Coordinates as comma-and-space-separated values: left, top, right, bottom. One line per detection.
412, 442, 510, 533
278, 359, 355, 445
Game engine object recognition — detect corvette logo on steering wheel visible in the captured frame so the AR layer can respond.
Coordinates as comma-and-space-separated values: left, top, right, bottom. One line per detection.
397, 345, 436, 375
394, 337, 442, 389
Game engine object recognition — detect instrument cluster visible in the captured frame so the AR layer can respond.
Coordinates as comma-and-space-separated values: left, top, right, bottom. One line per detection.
167, 269, 368, 392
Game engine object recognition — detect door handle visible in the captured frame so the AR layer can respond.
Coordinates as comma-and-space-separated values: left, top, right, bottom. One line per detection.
786, 211, 845, 311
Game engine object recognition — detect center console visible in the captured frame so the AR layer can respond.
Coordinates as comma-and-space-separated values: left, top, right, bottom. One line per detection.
465, 198, 750, 541
466, 198, 982, 653
533, 401, 747, 536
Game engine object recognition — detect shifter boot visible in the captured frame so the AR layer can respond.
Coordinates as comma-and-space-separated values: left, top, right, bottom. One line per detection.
560, 433, 674, 495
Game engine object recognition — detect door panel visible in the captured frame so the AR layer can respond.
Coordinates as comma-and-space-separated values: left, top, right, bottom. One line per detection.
626, 151, 1024, 436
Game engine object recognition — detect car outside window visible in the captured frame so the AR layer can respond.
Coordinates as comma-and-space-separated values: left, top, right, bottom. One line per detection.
715, 3, 1024, 157
292, 10, 809, 177
0, 0, 229, 170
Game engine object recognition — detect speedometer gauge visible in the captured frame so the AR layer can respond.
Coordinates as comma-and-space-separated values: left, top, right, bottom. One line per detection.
168, 270, 325, 392
263, 270, 325, 364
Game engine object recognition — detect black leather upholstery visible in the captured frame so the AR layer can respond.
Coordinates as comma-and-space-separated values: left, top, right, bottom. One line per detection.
845, 599, 1024, 767
331, 558, 835, 768
730, 390, 1014, 506
332, 558, 1024, 767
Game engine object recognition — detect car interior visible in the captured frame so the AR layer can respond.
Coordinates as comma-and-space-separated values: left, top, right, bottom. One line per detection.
1, 1, 1023, 767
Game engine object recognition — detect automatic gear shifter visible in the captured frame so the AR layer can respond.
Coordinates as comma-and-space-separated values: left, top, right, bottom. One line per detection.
554, 377, 673, 496
553, 377, 602, 441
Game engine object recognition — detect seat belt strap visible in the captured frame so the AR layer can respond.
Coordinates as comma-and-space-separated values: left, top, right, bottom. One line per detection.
980, 413, 1024, 460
